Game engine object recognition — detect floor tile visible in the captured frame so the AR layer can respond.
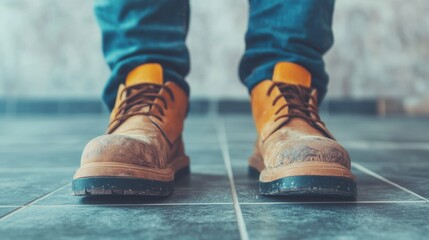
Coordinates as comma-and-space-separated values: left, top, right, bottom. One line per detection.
188, 149, 224, 165
1, 114, 429, 239
327, 117, 429, 142
228, 145, 253, 165
241, 203, 429, 240
0, 136, 92, 152
0, 208, 16, 218
0, 171, 72, 205
0, 205, 240, 240
365, 164, 429, 199
349, 149, 429, 163
0, 116, 107, 136
350, 149, 429, 198
0, 150, 81, 168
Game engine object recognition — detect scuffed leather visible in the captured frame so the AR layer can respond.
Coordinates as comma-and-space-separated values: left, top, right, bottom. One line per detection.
81, 81, 188, 170
250, 79, 351, 172
254, 129, 351, 171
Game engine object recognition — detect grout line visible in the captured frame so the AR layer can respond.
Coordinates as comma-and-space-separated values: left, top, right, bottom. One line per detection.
216, 120, 249, 240
0, 183, 70, 222
353, 163, 429, 202
31, 184, 73, 205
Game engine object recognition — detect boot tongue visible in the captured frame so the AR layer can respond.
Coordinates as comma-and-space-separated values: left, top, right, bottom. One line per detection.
122, 63, 164, 115
125, 63, 164, 86
272, 62, 311, 88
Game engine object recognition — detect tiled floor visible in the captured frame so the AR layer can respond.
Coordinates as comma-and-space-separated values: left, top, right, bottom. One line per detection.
0, 114, 428, 239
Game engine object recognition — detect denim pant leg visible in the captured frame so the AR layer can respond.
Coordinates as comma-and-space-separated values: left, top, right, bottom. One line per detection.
239, 0, 335, 103
94, 0, 190, 111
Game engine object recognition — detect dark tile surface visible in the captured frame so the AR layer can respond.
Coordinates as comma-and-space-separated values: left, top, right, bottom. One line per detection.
241, 203, 429, 240
349, 149, 429, 163
0, 208, 16, 218
188, 149, 225, 165
0, 171, 72, 205
183, 117, 218, 146
0, 116, 107, 132
358, 162, 429, 199
327, 116, 429, 142
0, 205, 239, 240
1, 114, 428, 239
0, 150, 81, 168
228, 145, 254, 164
350, 149, 429, 198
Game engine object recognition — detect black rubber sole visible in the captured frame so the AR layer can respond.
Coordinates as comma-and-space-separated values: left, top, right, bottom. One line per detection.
72, 166, 190, 197
249, 167, 357, 198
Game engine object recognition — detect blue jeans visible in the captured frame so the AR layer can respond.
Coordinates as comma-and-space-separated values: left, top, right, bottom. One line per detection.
95, 0, 335, 110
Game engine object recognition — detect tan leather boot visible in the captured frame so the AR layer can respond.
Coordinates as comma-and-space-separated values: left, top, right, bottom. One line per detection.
249, 62, 357, 197
72, 63, 189, 196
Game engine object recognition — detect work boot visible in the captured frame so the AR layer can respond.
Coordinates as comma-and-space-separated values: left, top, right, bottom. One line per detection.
249, 62, 357, 197
72, 63, 189, 196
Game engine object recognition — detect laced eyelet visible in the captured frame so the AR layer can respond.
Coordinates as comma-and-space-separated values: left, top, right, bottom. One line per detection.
268, 82, 325, 127
107, 83, 173, 133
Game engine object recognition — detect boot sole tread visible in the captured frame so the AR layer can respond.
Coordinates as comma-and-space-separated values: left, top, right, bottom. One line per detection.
72, 166, 190, 196
249, 167, 357, 198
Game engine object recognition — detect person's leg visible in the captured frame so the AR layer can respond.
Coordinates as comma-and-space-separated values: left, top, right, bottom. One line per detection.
73, 0, 191, 196
239, 0, 334, 103
242, 0, 357, 197
95, 0, 190, 111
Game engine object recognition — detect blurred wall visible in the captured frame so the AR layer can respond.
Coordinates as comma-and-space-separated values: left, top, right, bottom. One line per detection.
0, 0, 429, 102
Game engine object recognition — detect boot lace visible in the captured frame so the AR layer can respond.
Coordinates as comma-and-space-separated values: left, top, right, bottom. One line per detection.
108, 83, 174, 133
267, 82, 325, 126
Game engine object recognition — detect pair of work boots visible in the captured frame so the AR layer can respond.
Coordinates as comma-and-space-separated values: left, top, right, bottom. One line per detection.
72, 62, 357, 197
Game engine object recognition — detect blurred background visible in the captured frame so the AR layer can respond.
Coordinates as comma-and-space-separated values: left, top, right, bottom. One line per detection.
0, 0, 428, 115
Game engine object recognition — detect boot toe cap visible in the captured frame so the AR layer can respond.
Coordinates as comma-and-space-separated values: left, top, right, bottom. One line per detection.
80, 134, 164, 168
268, 136, 351, 169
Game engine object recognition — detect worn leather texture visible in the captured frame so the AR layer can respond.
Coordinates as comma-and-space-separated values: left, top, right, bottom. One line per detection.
249, 62, 354, 182
74, 63, 189, 181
